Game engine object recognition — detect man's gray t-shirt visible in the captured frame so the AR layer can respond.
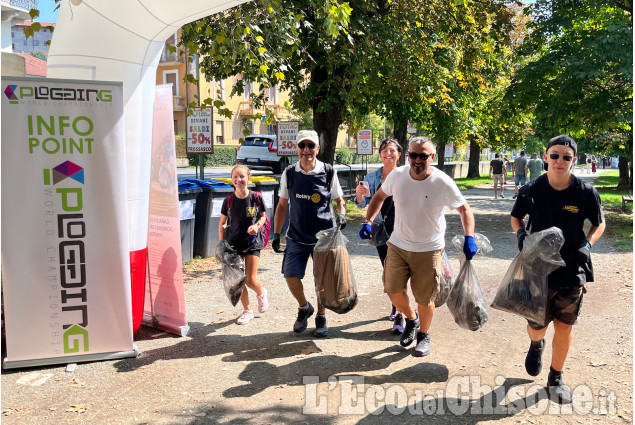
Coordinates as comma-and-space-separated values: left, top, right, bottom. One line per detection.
514, 156, 528, 176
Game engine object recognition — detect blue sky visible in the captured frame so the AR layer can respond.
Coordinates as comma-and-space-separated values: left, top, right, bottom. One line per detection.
35, 0, 59, 23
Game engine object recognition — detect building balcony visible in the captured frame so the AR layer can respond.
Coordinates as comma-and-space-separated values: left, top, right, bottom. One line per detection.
239, 101, 287, 117
1, 0, 38, 12
173, 95, 186, 111
159, 49, 183, 64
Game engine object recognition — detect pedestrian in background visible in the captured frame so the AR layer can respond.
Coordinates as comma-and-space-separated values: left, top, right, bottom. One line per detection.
489, 153, 505, 199
527, 152, 544, 182
512, 151, 528, 199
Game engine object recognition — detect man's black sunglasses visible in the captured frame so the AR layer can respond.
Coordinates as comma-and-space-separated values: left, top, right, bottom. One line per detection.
408, 152, 432, 161
297, 142, 316, 150
549, 153, 573, 162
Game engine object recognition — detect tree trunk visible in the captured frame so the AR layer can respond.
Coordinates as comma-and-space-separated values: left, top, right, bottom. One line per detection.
618, 155, 630, 190
436, 142, 445, 170
467, 136, 481, 178
314, 107, 343, 164
310, 64, 345, 165
393, 112, 408, 167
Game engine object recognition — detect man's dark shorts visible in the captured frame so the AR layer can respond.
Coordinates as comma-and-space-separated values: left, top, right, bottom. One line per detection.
527, 286, 586, 330
281, 238, 315, 279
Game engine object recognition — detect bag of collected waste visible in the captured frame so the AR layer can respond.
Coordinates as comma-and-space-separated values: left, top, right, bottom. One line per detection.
491, 227, 566, 327
313, 226, 358, 314
435, 251, 455, 308
446, 233, 492, 331
215, 240, 247, 307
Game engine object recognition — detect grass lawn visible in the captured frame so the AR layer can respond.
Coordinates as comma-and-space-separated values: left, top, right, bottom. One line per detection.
590, 171, 633, 251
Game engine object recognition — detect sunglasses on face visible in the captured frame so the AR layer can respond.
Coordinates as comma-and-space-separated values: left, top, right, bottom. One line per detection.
297, 142, 316, 150
408, 152, 432, 161
549, 153, 573, 162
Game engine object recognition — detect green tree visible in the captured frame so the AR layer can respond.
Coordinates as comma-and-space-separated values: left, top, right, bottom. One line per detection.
182, 0, 363, 164
505, 0, 632, 187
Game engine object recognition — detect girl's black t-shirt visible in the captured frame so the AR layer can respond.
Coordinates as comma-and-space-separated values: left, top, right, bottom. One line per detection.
221, 191, 266, 252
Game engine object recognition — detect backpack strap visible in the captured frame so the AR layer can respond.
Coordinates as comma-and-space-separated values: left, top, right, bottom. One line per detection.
226, 193, 234, 212
324, 163, 334, 187
286, 162, 335, 189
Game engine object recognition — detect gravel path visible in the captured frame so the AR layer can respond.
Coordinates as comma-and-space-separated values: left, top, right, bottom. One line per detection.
1, 171, 632, 425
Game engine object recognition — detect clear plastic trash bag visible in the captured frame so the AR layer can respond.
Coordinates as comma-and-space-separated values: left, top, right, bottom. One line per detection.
491, 227, 566, 327
435, 251, 455, 308
313, 227, 358, 314
215, 241, 246, 307
446, 233, 492, 331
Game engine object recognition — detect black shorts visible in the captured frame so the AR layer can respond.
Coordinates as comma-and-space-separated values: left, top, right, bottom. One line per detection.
237, 247, 261, 257
527, 286, 586, 330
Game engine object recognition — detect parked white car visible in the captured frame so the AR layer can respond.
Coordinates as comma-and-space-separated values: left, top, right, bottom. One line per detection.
236, 134, 296, 174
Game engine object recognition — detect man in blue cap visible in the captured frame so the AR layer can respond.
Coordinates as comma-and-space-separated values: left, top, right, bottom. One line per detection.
511, 135, 605, 404
271, 130, 346, 338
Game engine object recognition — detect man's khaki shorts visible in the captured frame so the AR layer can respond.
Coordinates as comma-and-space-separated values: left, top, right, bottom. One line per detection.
383, 243, 442, 306
492, 174, 504, 185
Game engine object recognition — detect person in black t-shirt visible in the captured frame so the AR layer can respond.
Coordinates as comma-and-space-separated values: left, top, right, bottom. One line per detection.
219, 165, 269, 325
489, 153, 505, 199
510, 135, 605, 405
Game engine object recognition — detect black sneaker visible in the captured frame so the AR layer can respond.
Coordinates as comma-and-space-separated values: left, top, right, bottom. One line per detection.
313, 314, 328, 338
400, 315, 420, 347
547, 368, 573, 404
293, 302, 314, 333
500, 193, 505, 198
525, 339, 545, 376
512, 194, 518, 199
414, 332, 431, 357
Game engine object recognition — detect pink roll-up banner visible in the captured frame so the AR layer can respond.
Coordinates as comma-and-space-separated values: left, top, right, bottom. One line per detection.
142, 85, 189, 336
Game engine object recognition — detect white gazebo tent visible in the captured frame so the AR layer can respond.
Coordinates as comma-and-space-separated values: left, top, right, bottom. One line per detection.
47, 0, 249, 335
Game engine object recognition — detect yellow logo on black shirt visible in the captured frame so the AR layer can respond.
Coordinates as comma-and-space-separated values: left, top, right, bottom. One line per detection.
563, 205, 579, 213
311, 193, 321, 203
246, 206, 257, 217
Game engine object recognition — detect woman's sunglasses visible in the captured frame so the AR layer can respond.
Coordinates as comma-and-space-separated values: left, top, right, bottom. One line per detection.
297, 142, 316, 150
408, 152, 432, 161
549, 153, 573, 162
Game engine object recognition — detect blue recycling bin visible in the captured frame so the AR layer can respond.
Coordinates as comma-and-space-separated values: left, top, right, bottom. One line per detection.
178, 181, 201, 264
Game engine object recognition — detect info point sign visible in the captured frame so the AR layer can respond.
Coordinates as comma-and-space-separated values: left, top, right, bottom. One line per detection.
187, 108, 213, 154
277, 121, 299, 156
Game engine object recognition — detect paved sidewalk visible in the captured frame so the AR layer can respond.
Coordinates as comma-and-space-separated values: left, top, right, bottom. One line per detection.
1, 173, 632, 425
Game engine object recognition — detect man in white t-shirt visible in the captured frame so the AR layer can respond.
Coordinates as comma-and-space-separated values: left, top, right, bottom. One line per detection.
360, 136, 477, 357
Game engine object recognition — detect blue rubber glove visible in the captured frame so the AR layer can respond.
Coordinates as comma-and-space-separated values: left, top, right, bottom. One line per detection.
463, 235, 477, 261
516, 228, 528, 251
336, 213, 347, 230
577, 239, 591, 263
272, 233, 283, 253
359, 223, 372, 240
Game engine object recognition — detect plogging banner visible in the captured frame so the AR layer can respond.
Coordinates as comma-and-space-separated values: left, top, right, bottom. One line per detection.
1, 77, 137, 368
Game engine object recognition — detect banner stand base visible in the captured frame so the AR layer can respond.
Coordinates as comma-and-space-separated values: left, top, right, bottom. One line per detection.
142, 314, 189, 337
2, 345, 139, 370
